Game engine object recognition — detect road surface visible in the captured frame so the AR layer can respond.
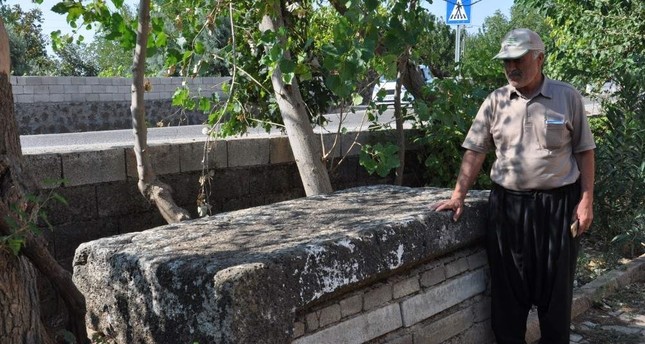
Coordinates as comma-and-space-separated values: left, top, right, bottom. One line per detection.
20, 107, 397, 154
20, 96, 599, 154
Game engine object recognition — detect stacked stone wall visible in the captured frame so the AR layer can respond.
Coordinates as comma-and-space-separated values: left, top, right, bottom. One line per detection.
292, 247, 493, 344
11, 76, 228, 134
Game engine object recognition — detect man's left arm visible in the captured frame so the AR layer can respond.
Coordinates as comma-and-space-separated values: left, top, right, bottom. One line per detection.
574, 149, 595, 234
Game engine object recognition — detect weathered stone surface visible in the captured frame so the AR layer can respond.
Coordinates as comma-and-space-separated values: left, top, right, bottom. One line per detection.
73, 185, 488, 344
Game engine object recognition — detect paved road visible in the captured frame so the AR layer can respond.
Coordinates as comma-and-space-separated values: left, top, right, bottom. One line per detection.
20, 96, 599, 154
21, 125, 209, 154
19, 107, 397, 154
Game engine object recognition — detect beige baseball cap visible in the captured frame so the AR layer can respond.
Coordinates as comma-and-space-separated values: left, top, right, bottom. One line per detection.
493, 29, 545, 59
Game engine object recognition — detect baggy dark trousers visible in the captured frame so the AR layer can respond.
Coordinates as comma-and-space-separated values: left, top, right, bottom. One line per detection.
487, 181, 581, 344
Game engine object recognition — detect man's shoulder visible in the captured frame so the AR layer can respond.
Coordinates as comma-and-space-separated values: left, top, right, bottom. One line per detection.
544, 77, 581, 96
488, 84, 513, 101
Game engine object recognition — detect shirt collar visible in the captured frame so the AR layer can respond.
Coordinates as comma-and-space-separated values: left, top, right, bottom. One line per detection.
508, 74, 552, 100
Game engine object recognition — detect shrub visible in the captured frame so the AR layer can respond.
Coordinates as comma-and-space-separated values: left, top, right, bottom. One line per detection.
409, 77, 495, 189
589, 72, 644, 257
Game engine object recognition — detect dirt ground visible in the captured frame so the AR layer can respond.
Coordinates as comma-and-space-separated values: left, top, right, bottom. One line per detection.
570, 281, 645, 344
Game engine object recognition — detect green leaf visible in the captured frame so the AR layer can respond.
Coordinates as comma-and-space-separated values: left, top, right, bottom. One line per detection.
279, 59, 296, 84
359, 143, 400, 177
166, 49, 181, 66
172, 88, 190, 107
6, 237, 25, 256
182, 51, 194, 63
198, 97, 212, 113
151, 17, 164, 32
51, 2, 76, 15
120, 28, 137, 50
195, 41, 206, 54
415, 101, 430, 122
352, 93, 363, 106
365, 0, 379, 11
111, 0, 125, 8
155, 32, 168, 48
269, 44, 282, 63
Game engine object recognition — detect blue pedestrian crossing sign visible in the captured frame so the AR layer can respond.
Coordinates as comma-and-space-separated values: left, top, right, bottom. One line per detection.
446, 0, 471, 25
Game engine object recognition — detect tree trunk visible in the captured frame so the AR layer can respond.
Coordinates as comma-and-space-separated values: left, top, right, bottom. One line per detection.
0, 250, 52, 344
0, 19, 49, 344
1, 18, 87, 344
393, 68, 405, 186
260, 0, 333, 196
131, 0, 190, 223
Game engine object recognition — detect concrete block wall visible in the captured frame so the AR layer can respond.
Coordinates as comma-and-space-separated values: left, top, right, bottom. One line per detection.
10, 76, 227, 103
23, 130, 424, 270
10, 76, 229, 134
291, 247, 494, 344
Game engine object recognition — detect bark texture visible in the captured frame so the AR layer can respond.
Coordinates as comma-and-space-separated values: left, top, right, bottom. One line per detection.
0, 32, 51, 342
0, 250, 51, 344
1, 19, 87, 344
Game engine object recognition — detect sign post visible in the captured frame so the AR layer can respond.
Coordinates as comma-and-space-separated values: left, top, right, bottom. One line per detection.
446, 0, 471, 64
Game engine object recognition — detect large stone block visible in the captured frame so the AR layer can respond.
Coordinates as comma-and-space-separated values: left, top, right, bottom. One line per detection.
125, 144, 181, 177
40, 185, 98, 225
22, 153, 63, 189
227, 137, 271, 167
96, 181, 154, 218
61, 149, 126, 186
293, 303, 403, 344
400, 269, 487, 327
414, 306, 474, 344
269, 136, 295, 164
73, 185, 488, 343
178, 140, 227, 172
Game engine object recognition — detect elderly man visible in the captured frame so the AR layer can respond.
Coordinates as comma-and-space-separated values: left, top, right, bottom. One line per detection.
433, 29, 595, 344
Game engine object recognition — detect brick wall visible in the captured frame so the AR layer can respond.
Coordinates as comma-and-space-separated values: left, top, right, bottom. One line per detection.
291, 247, 493, 344
10, 76, 226, 103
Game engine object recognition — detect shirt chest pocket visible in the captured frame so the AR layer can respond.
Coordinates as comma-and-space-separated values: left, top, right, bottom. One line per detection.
541, 112, 570, 150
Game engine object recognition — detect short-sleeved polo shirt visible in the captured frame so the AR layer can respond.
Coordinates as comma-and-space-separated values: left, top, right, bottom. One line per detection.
462, 76, 596, 191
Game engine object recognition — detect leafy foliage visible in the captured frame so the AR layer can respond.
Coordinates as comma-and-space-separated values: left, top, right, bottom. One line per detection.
54, 40, 99, 76
590, 75, 644, 256
0, 3, 55, 75
1, 189, 67, 256
519, 0, 644, 91
85, 5, 137, 77
88, 34, 134, 77
359, 142, 400, 177
1, 2, 126, 76
408, 77, 494, 188
45, 0, 459, 180
415, 14, 455, 76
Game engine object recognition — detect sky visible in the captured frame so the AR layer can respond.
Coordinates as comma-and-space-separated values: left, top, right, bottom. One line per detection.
7, 0, 514, 46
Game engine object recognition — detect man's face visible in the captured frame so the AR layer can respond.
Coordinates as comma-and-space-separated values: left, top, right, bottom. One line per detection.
502, 51, 544, 94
